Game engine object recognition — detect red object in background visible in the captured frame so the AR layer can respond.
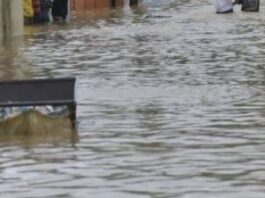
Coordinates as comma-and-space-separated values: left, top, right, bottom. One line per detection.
32, 0, 41, 14
71, 0, 124, 11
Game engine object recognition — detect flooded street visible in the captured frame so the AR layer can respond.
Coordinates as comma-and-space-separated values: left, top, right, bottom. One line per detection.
2, 0, 265, 197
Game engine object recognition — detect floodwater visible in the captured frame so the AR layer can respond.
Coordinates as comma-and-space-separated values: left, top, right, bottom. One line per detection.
1, 0, 265, 197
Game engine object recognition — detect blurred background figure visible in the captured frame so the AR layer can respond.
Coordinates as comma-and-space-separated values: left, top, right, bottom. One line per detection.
37, 0, 52, 23
23, 0, 34, 25
52, 0, 68, 21
240, 0, 259, 11
32, 0, 41, 22
24, 0, 52, 24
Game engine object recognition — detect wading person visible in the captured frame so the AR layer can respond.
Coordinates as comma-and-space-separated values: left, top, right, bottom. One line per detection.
38, 0, 52, 23
214, 0, 234, 13
33, 0, 52, 23
240, 0, 259, 12
32, 0, 41, 23
52, 0, 68, 22
23, 0, 34, 25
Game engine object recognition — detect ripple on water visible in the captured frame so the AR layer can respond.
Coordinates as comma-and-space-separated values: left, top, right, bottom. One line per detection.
1, 0, 265, 197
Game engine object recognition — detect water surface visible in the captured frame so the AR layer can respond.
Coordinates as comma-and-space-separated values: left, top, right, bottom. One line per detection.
1, 0, 265, 197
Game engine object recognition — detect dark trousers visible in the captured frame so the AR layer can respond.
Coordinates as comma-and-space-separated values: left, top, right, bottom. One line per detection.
129, 0, 138, 6
52, 0, 68, 21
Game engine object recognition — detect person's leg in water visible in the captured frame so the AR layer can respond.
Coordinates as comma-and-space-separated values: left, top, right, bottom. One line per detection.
23, 0, 34, 25
52, 0, 68, 22
39, 0, 52, 23
214, 0, 234, 13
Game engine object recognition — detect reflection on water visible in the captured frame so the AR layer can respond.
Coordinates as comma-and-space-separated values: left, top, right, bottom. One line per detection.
0, 37, 33, 80
1, 0, 265, 197
0, 110, 77, 146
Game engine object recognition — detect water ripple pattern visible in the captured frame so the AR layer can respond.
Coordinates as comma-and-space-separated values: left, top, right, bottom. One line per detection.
1, 0, 265, 197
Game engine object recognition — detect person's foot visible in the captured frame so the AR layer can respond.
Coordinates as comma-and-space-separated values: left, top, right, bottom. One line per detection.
216, 9, 233, 14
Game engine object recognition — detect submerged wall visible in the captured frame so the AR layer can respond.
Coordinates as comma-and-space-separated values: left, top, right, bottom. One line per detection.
0, 0, 23, 43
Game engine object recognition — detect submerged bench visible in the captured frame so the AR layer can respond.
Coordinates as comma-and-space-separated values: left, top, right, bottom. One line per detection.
0, 77, 77, 126
241, 0, 259, 12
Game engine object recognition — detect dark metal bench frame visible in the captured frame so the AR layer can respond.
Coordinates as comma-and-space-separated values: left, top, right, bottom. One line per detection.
0, 77, 77, 126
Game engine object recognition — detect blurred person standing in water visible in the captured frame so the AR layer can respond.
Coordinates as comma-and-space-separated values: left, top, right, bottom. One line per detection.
38, 0, 52, 23
24, 0, 52, 24
52, 0, 68, 22
32, 0, 41, 22
23, 0, 34, 24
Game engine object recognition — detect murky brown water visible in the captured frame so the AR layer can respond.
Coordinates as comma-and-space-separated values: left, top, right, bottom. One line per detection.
1, 0, 265, 197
